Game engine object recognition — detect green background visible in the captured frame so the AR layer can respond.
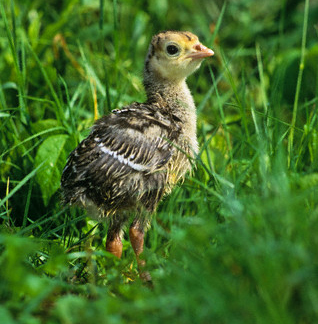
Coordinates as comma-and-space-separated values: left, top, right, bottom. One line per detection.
1, 0, 318, 323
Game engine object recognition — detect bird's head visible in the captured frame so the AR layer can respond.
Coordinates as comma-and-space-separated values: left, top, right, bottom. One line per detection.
144, 31, 214, 84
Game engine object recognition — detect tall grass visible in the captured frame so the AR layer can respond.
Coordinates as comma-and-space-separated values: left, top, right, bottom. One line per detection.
1, 0, 318, 323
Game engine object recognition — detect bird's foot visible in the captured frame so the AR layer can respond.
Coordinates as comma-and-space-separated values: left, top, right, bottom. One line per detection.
139, 269, 152, 283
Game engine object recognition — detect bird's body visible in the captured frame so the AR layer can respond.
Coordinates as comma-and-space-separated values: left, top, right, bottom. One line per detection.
62, 99, 191, 219
61, 31, 214, 277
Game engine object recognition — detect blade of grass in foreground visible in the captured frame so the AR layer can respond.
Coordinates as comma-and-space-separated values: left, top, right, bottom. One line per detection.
26, 41, 65, 122
287, 0, 309, 168
0, 127, 65, 160
0, 0, 27, 123
0, 162, 45, 208
209, 64, 234, 165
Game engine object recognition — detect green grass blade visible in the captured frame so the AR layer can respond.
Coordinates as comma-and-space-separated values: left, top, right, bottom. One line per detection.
287, 0, 309, 168
0, 126, 65, 159
0, 0, 27, 123
0, 162, 45, 207
26, 41, 64, 122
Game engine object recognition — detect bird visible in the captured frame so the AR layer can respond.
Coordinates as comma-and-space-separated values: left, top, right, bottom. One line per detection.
61, 30, 214, 280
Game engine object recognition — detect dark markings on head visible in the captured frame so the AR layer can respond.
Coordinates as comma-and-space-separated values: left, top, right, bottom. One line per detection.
148, 44, 155, 57
181, 32, 192, 41
159, 30, 193, 41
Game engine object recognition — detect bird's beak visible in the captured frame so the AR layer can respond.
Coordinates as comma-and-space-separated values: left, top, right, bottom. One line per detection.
186, 43, 214, 60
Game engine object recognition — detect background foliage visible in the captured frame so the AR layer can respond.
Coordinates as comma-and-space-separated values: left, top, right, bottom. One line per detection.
1, 0, 318, 323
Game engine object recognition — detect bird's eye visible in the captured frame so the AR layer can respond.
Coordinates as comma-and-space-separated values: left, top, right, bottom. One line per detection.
165, 43, 180, 56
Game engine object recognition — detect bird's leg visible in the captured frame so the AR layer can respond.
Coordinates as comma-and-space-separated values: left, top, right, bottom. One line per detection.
129, 219, 152, 281
129, 224, 145, 266
106, 233, 122, 258
106, 220, 123, 258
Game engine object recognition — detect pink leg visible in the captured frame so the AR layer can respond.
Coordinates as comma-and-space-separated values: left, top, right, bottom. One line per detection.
129, 226, 145, 266
129, 222, 151, 281
106, 232, 123, 258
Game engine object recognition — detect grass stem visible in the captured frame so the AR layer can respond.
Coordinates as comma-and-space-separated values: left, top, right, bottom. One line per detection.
287, 0, 309, 168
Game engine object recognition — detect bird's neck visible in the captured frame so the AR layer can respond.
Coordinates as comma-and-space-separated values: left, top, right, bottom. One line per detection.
144, 72, 196, 115
143, 73, 198, 152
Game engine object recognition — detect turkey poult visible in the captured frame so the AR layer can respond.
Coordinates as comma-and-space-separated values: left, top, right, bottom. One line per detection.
61, 31, 214, 279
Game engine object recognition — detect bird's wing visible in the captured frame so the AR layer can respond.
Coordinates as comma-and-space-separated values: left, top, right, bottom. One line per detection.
61, 104, 180, 187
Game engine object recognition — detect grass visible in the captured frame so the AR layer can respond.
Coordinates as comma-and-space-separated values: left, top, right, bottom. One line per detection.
1, 0, 318, 323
